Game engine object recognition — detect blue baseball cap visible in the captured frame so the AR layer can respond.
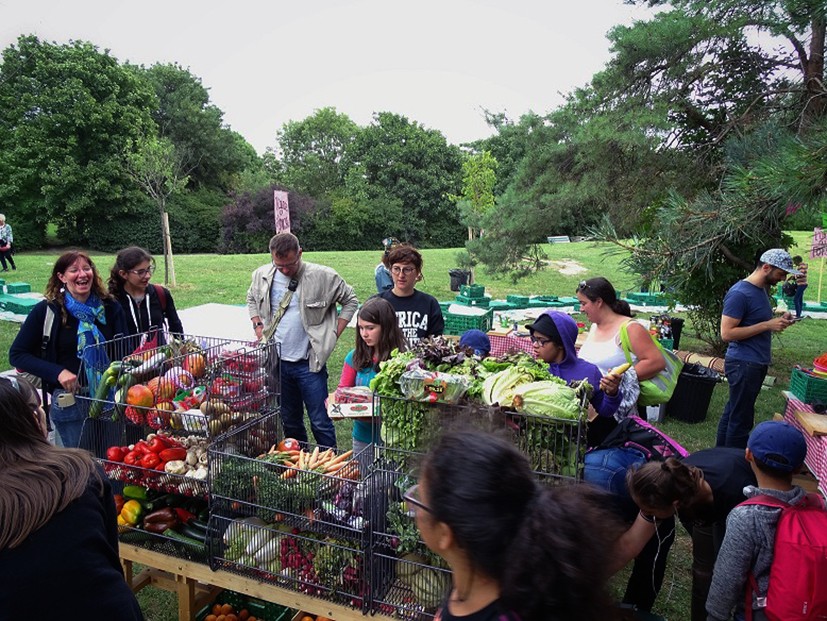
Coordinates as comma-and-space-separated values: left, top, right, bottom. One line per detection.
759, 249, 800, 275
459, 329, 491, 357
748, 421, 807, 473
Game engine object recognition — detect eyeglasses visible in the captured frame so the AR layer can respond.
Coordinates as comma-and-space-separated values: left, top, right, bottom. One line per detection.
273, 257, 301, 270
391, 266, 416, 276
577, 280, 591, 292
403, 484, 433, 515
530, 335, 552, 347
129, 268, 154, 277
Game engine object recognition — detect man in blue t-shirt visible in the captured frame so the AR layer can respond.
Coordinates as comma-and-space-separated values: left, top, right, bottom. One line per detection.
718, 248, 798, 448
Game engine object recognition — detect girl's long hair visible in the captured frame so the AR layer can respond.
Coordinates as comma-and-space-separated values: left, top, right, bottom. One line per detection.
108, 246, 154, 295
352, 297, 407, 371
422, 430, 621, 620
0, 377, 102, 550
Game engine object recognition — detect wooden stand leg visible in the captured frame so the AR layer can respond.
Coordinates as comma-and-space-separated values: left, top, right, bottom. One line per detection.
176, 573, 197, 621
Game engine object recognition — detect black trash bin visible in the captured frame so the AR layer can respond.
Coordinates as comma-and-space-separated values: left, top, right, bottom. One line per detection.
665, 363, 721, 423
670, 317, 685, 350
449, 269, 470, 292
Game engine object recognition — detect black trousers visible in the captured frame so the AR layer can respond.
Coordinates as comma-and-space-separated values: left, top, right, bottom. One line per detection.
622, 514, 676, 611
0, 244, 15, 270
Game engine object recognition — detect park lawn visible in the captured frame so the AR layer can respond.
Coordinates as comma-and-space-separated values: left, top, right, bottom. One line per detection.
2, 234, 825, 621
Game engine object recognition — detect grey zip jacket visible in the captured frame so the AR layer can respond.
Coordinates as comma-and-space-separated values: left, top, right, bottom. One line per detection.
706, 484, 807, 621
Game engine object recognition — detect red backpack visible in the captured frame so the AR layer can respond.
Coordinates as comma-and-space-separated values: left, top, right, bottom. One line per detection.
740, 493, 827, 621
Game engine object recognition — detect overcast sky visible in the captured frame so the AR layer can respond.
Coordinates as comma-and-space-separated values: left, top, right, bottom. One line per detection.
1, 0, 654, 154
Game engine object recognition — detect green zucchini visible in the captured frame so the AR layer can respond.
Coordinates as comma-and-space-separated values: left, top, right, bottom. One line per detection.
163, 527, 206, 552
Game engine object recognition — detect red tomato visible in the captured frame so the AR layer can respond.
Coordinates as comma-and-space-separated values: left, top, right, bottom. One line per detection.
106, 446, 125, 462
277, 438, 301, 452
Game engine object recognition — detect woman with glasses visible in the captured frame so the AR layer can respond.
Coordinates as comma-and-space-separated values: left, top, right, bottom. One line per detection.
378, 244, 444, 346
0, 376, 144, 619
10, 251, 127, 448
576, 277, 665, 417
407, 429, 622, 620
108, 246, 183, 343
337, 297, 407, 470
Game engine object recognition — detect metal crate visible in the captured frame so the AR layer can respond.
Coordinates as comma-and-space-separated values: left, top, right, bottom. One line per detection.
78, 333, 279, 438
208, 498, 370, 612
210, 412, 371, 536
119, 522, 210, 564
374, 395, 586, 482
366, 463, 450, 619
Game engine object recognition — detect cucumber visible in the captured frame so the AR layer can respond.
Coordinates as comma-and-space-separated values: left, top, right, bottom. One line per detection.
163, 528, 207, 552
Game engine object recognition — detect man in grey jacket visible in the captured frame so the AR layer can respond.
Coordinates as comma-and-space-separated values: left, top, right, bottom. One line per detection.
248, 233, 358, 448
706, 421, 809, 621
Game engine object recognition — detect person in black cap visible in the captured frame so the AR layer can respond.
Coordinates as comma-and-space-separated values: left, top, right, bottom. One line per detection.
706, 421, 813, 621
458, 329, 491, 358
719, 248, 799, 448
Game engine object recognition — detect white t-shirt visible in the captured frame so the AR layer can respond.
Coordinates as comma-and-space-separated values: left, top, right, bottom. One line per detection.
270, 270, 310, 362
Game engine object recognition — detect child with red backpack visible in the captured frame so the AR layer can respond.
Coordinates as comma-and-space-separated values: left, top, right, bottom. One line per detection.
706, 421, 827, 621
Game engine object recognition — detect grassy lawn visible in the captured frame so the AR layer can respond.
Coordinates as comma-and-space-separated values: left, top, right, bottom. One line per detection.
3, 234, 825, 621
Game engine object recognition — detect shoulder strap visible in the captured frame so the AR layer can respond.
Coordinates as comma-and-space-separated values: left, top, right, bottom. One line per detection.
154, 284, 168, 313
260, 272, 302, 343
740, 494, 789, 509
618, 322, 634, 365
41, 305, 55, 354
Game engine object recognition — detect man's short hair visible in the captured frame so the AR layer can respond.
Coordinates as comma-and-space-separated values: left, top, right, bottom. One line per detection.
385, 244, 423, 272
269, 233, 300, 257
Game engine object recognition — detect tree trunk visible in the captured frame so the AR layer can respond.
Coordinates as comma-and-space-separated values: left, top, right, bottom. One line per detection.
162, 211, 176, 287
801, 13, 826, 129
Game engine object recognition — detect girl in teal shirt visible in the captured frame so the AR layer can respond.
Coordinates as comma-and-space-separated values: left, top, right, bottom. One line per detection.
337, 297, 407, 467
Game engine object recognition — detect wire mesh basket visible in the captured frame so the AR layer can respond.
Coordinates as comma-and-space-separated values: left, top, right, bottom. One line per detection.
118, 520, 210, 564
78, 333, 278, 438
374, 394, 586, 482
210, 412, 371, 536
208, 498, 370, 612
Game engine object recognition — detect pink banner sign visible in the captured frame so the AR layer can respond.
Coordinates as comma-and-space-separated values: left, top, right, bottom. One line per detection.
812, 227, 827, 259
274, 191, 291, 234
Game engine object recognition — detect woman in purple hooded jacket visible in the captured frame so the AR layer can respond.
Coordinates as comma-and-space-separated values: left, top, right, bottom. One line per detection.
526, 310, 624, 446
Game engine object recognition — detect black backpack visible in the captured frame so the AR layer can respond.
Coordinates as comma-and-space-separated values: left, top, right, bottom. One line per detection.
782, 279, 797, 297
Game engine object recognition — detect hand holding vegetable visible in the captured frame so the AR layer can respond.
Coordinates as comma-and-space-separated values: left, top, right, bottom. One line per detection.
601, 362, 630, 397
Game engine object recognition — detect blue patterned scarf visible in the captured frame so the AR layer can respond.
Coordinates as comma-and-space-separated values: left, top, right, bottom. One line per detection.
64, 291, 109, 387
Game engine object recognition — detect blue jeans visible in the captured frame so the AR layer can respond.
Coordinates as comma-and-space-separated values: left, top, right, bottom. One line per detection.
50, 389, 86, 448
794, 284, 807, 318
279, 360, 336, 449
717, 359, 767, 449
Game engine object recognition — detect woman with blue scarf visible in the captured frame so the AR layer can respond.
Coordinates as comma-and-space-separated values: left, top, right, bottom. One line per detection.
10, 251, 126, 448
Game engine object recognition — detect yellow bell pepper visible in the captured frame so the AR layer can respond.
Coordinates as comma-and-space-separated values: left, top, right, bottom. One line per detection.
119, 499, 143, 526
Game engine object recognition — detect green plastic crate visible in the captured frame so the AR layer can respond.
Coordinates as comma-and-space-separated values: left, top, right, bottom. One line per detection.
505, 295, 530, 308
443, 308, 494, 336
196, 590, 294, 621
439, 301, 451, 312
528, 298, 553, 308
789, 368, 827, 404
454, 294, 491, 307
459, 283, 486, 299
488, 300, 517, 311
5, 296, 40, 315
6, 282, 31, 294
0, 279, 5, 287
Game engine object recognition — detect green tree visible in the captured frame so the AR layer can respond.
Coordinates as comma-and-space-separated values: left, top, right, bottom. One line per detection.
0, 36, 156, 244
124, 137, 190, 286
273, 107, 359, 197
341, 112, 464, 247
142, 63, 260, 192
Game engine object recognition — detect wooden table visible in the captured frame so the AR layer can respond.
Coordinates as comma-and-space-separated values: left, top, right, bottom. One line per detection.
120, 544, 393, 621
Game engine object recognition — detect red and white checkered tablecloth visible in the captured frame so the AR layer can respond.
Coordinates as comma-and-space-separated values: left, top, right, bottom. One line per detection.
784, 394, 827, 491
489, 333, 536, 358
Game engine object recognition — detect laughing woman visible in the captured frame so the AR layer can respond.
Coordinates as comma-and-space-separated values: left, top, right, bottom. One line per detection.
9, 251, 127, 448
108, 246, 183, 343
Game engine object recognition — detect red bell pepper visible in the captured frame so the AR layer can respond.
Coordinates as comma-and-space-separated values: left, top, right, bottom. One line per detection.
106, 446, 125, 462
173, 507, 196, 523
147, 436, 175, 453
123, 451, 141, 466
133, 440, 152, 455
158, 447, 187, 462
139, 453, 161, 469
114, 494, 125, 514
